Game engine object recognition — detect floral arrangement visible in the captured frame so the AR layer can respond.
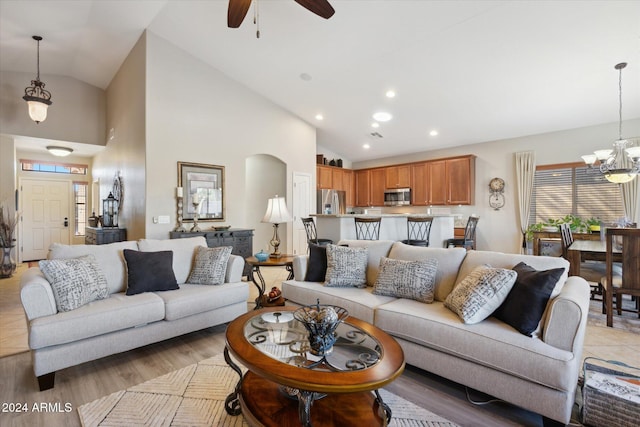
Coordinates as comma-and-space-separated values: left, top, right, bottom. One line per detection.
0, 203, 18, 248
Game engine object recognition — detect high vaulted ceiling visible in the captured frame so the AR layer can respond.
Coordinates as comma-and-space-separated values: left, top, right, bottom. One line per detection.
1, 1, 639, 162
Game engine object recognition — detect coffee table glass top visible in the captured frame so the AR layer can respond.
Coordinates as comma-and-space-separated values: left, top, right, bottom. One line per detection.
243, 310, 382, 372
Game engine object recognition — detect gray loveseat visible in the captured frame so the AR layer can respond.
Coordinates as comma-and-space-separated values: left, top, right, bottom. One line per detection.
20, 236, 249, 390
282, 240, 590, 426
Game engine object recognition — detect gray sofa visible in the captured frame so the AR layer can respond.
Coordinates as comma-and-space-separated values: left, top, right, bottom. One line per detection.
282, 240, 591, 426
20, 236, 249, 390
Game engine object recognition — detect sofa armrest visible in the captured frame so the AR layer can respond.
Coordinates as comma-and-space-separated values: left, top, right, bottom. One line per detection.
293, 255, 309, 281
542, 276, 590, 352
225, 254, 244, 283
20, 267, 57, 321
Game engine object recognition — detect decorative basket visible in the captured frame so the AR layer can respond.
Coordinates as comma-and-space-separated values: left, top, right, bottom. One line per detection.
581, 358, 640, 427
294, 300, 348, 356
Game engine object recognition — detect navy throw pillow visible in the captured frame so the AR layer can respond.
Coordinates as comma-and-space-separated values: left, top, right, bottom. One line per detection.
124, 249, 179, 295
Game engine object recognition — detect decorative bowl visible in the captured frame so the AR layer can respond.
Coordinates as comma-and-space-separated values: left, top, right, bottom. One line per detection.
294, 301, 348, 356
214, 225, 231, 231
254, 250, 269, 262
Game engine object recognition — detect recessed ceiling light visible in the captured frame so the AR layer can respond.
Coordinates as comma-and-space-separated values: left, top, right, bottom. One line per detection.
315, 114, 324, 121
429, 130, 438, 136
385, 90, 396, 98
372, 112, 392, 122
371, 122, 380, 128
363, 144, 371, 149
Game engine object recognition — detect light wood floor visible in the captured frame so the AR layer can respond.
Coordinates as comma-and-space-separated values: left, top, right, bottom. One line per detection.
1, 263, 639, 427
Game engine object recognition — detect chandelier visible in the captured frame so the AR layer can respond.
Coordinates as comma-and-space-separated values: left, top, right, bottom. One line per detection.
23, 36, 52, 124
581, 62, 640, 184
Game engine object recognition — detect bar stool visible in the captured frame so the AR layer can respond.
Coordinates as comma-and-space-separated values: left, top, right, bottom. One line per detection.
401, 216, 433, 247
354, 217, 381, 240
301, 217, 333, 247
445, 216, 479, 250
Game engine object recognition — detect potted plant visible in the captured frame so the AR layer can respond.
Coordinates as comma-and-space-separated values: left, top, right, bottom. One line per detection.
0, 203, 18, 278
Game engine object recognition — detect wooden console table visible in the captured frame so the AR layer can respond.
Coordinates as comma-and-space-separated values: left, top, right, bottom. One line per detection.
85, 227, 127, 245
169, 228, 254, 277
532, 231, 600, 256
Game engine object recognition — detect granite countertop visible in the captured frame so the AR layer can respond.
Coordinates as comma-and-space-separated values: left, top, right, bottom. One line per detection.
313, 213, 454, 218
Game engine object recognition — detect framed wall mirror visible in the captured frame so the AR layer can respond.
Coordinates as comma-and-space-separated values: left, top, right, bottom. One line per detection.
178, 162, 225, 222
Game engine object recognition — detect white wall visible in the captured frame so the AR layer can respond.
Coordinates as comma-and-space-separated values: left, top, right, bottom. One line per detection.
144, 32, 317, 253
353, 119, 640, 254
0, 71, 105, 146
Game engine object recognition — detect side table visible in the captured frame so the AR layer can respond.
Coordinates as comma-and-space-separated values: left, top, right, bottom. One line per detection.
245, 255, 294, 309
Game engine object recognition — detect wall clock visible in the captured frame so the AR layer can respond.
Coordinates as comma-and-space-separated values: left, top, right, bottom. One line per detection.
489, 177, 505, 210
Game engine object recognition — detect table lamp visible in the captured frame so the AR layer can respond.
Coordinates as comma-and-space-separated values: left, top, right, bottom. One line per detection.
261, 195, 292, 258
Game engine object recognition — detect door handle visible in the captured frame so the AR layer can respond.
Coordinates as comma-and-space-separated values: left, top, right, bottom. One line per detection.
64, 217, 69, 227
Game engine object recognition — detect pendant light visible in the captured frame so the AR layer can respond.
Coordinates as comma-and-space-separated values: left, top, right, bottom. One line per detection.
581, 62, 640, 183
23, 36, 52, 124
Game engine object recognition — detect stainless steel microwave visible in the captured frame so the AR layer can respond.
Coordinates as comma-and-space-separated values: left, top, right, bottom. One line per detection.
384, 188, 411, 206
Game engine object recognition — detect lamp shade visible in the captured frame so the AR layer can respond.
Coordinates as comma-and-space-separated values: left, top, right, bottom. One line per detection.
26, 99, 50, 123
261, 196, 292, 224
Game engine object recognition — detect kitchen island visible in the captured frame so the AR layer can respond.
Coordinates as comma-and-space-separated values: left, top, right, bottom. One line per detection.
312, 214, 455, 247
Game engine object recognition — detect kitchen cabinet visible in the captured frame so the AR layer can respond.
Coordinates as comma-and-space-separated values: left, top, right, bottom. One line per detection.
343, 170, 355, 207
411, 162, 428, 205
317, 165, 333, 189
429, 160, 447, 205
446, 156, 475, 205
370, 168, 386, 206
385, 165, 411, 188
355, 169, 371, 206
354, 168, 385, 207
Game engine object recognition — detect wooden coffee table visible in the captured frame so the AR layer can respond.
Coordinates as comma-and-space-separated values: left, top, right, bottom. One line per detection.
224, 307, 405, 427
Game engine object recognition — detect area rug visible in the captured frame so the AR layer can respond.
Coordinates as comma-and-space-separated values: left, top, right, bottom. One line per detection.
78, 353, 458, 427
587, 296, 640, 334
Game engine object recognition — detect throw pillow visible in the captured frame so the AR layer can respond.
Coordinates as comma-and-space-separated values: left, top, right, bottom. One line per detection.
305, 243, 328, 282
373, 257, 439, 303
493, 262, 565, 336
186, 246, 232, 285
39, 254, 110, 312
324, 244, 368, 288
124, 249, 179, 295
444, 265, 517, 324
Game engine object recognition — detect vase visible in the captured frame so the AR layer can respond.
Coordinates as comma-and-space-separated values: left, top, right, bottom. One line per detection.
0, 246, 17, 279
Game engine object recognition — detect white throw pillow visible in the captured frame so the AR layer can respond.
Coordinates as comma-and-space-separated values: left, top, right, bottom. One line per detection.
444, 265, 517, 324
324, 244, 368, 288
373, 257, 439, 303
186, 246, 232, 285
39, 254, 110, 312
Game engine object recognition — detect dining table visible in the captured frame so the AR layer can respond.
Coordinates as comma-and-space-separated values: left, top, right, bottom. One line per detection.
566, 239, 622, 277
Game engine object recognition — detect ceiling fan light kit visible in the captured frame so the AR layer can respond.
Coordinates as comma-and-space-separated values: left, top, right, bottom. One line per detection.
23, 36, 53, 124
581, 62, 640, 183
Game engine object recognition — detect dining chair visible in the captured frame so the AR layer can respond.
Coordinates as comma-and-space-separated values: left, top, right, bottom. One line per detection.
401, 216, 433, 247
354, 217, 381, 240
602, 228, 640, 327
445, 216, 478, 250
301, 217, 333, 247
559, 223, 608, 300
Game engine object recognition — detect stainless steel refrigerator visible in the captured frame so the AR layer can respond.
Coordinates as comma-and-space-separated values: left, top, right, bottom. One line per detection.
317, 189, 346, 215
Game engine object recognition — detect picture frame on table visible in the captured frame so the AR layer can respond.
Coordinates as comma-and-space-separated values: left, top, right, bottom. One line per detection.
177, 161, 225, 221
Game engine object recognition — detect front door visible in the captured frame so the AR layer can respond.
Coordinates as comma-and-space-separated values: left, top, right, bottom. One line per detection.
20, 178, 71, 261
292, 172, 312, 255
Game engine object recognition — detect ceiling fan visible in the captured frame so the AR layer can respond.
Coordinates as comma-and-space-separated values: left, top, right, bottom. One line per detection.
227, 0, 335, 29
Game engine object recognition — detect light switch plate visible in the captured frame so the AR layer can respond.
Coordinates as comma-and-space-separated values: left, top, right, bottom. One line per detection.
158, 215, 170, 224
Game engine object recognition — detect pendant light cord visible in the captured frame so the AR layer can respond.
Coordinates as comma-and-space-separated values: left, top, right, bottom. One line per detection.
36, 38, 40, 81
618, 63, 623, 141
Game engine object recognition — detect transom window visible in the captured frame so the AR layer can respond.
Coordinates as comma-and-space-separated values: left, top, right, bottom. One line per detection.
529, 162, 625, 225
21, 160, 87, 175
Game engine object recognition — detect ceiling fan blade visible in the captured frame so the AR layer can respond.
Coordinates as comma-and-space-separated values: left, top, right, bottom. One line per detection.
228, 0, 252, 28
294, 0, 335, 19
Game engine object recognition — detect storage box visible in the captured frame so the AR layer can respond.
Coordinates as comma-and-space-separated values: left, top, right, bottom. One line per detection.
316, 154, 325, 165
581, 358, 640, 427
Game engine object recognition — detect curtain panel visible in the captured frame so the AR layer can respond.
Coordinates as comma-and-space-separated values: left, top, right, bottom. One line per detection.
515, 151, 536, 251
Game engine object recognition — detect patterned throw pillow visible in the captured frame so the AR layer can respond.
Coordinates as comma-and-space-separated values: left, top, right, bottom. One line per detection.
186, 246, 232, 285
373, 257, 439, 303
444, 265, 517, 324
324, 244, 368, 288
39, 254, 110, 312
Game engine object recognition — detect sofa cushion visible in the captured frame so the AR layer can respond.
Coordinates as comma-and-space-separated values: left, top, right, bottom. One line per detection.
48, 241, 138, 294
39, 254, 110, 312
337, 240, 395, 286
282, 280, 396, 324
124, 250, 179, 295
28, 292, 165, 349
186, 246, 232, 285
305, 244, 328, 282
153, 282, 249, 321
444, 265, 517, 324
325, 244, 368, 288
373, 257, 439, 303
375, 298, 576, 392
387, 243, 467, 302
137, 237, 206, 284
493, 262, 564, 336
